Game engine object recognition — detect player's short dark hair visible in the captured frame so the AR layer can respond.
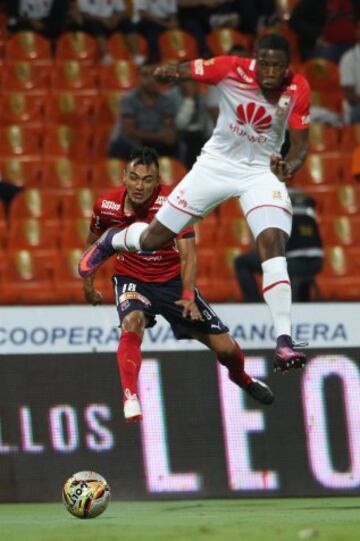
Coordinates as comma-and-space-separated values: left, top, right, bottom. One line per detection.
255, 33, 290, 61
129, 147, 159, 171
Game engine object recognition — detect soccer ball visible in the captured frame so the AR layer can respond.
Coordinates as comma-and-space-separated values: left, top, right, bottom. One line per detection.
62, 471, 111, 519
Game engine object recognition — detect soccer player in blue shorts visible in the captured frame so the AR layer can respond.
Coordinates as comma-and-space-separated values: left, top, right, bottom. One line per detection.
82, 147, 273, 422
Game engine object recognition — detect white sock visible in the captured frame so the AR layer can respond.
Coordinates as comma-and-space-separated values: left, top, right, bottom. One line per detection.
261, 256, 292, 337
111, 222, 148, 252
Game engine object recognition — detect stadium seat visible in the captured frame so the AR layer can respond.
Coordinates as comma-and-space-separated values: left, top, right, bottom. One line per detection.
2, 249, 56, 304
277, 0, 302, 21
340, 124, 360, 151
55, 32, 100, 64
107, 32, 148, 60
61, 218, 90, 250
159, 30, 198, 61
0, 124, 43, 156
91, 158, 126, 189
279, 23, 301, 66
4, 32, 52, 64
0, 156, 43, 188
97, 91, 122, 123
217, 197, 243, 221
100, 60, 138, 90
7, 218, 59, 255
299, 58, 339, 92
308, 124, 339, 153
351, 145, 360, 179
0, 93, 46, 125
42, 157, 91, 192
92, 123, 114, 160
304, 185, 359, 215
61, 188, 96, 220
2, 61, 51, 93
45, 92, 100, 124
158, 157, 187, 186
216, 217, 253, 248
317, 245, 360, 300
51, 61, 98, 93
42, 125, 93, 160
293, 153, 343, 186
194, 215, 218, 247
311, 89, 343, 114
319, 215, 360, 246
206, 29, 253, 55
9, 189, 61, 221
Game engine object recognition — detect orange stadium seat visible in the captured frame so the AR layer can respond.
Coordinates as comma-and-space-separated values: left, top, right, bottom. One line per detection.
350, 144, 360, 179
100, 60, 138, 90
319, 215, 360, 247
0, 156, 43, 188
317, 245, 360, 300
9, 189, 61, 221
7, 218, 59, 255
216, 217, 253, 248
158, 157, 187, 186
194, 215, 218, 247
61, 188, 96, 220
45, 92, 100, 124
2, 250, 56, 304
311, 89, 343, 114
0, 124, 43, 156
92, 123, 114, 160
159, 30, 198, 61
42, 124, 93, 160
4, 32, 52, 64
305, 185, 360, 215
97, 91, 123, 123
107, 32, 148, 60
206, 29, 253, 55
55, 32, 100, 64
300, 58, 339, 92
91, 158, 126, 189
0, 93, 46, 125
340, 124, 360, 151
51, 61, 99, 93
217, 197, 243, 221
42, 157, 91, 192
308, 124, 339, 153
293, 153, 343, 186
2, 61, 51, 93
0, 202, 6, 246
61, 218, 90, 250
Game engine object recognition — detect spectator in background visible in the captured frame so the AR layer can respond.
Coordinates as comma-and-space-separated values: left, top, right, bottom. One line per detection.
134, 0, 178, 62
67, 0, 145, 65
169, 79, 213, 168
289, 0, 360, 63
234, 189, 324, 302
108, 62, 179, 160
5, 0, 68, 40
339, 20, 360, 122
206, 0, 276, 35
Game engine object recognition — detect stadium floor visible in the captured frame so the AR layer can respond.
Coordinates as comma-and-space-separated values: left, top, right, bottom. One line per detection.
0, 497, 359, 541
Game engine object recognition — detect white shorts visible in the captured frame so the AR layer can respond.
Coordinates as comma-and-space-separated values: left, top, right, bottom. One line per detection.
156, 153, 293, 239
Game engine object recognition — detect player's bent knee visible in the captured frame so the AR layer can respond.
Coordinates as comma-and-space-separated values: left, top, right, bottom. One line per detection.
122, 311, 146, 334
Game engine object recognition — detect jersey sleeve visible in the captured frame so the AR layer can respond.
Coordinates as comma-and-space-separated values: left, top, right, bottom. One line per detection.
288, 76, 311, 129
177, 225, 195, 239
89, 197, 108, 236
190, 56, 238, 85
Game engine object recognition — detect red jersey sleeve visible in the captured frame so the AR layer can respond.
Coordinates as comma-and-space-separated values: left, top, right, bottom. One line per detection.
288, 75, 311, 130
89, 197, 108, 236
190, 56, 239, 85
177, 225, 195, 239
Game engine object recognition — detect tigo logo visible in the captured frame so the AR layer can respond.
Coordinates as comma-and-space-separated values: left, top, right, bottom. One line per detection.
236, 103, 272, 133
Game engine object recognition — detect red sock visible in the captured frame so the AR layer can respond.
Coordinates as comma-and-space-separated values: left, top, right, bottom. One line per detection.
117, 331, 142, 397
218, 342, 252, 387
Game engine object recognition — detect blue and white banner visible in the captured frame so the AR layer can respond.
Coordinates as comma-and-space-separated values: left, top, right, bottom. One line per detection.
0, 303, 357, 354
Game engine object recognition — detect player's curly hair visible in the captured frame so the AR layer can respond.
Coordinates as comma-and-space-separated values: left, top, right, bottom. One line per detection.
129, 147, 159, 170
255, 33, 290, 61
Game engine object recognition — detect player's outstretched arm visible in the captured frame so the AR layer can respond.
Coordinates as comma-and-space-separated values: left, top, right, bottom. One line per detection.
175, 236, 203, 321
153, 62, 192, 84
82, 231, 104, 305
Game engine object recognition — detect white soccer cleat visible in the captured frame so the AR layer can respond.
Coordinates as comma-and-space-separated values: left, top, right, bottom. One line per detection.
123, 389, 142, 423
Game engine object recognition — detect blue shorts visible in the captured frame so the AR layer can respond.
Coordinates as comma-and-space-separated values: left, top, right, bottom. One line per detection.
112, 275, 228, 340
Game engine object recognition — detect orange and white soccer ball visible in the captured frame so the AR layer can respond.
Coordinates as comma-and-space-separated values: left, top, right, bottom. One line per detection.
62, 471, 111, 519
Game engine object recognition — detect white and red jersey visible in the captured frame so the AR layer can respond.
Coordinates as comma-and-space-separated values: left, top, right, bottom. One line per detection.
90, 185, 194, 282
191, 56, 310, 167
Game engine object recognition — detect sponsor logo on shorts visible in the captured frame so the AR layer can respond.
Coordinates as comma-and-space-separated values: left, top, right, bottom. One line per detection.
101, 200, 121, 211
272, 191, 282, 200
119, 292, 151, 306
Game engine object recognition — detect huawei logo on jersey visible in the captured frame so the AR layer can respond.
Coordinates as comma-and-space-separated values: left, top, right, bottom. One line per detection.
236, 103, 272, 133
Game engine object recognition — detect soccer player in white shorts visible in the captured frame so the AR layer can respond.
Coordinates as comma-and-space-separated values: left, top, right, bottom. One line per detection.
79, 33, 310, 372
